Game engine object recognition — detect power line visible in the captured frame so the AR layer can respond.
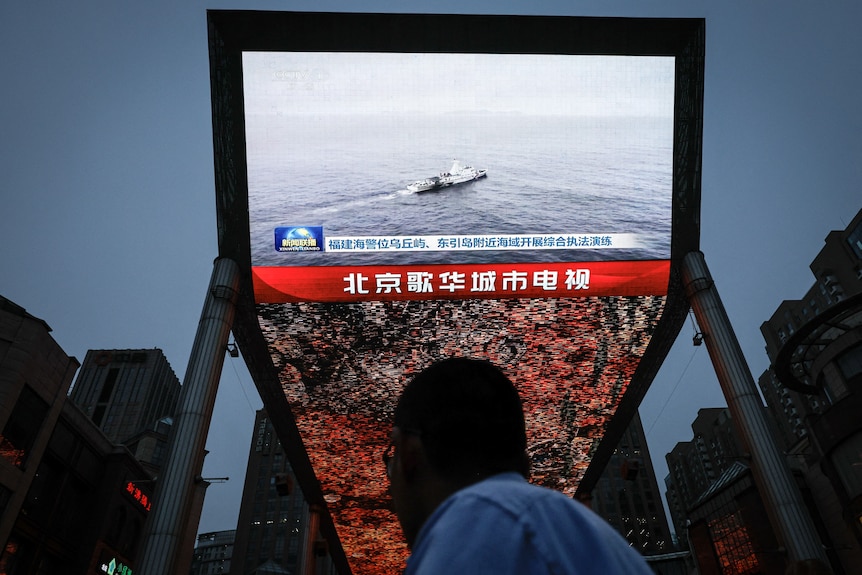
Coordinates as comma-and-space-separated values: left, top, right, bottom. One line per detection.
645, 345, 701, 439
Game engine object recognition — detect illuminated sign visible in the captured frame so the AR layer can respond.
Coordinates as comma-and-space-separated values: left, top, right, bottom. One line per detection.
124, 481, 152, 512
99, 558, 132, 575
210, 11, 703, 575
254, 261, 669, 303
98, 547, 134, 575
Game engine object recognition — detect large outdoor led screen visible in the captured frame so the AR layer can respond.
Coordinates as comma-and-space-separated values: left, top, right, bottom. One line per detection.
209, 12, 703, 575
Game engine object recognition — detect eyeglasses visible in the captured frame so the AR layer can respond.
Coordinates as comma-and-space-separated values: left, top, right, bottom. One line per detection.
382, 428, 422, 479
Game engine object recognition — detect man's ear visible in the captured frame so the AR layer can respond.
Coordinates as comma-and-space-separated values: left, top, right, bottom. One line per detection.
396, 431, 425, 483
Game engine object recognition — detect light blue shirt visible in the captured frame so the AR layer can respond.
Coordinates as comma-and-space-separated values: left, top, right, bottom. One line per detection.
405, 472, 654, 575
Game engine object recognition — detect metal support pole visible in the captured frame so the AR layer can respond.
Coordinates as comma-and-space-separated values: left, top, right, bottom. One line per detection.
682, 251, 826, 563
138, 257, 240, 574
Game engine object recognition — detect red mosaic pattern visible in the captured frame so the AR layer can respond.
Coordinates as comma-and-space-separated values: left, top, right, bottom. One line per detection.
259, 294, 666, 574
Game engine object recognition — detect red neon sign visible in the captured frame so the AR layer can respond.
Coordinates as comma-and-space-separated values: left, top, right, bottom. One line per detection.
124, 481, 152, 512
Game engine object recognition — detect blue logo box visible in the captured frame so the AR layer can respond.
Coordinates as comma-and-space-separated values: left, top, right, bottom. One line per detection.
274, 226, 324, 252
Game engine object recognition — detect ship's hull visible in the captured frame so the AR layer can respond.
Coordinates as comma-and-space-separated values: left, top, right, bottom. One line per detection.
408, 168, 487, 193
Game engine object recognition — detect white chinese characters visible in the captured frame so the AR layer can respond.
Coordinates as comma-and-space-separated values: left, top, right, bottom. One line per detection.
343, 268, 590, 296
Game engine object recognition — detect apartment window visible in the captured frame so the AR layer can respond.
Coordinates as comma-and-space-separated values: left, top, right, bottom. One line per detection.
819, 283, 833, 305
98, 369, 119, 402
708, 510, 759, 574
92, 368, 119, 427
22, 455, 64, 523
847, 219, 862, 259
0, 385, 49, 468
836, 343, 862, 382
92, 405, 107, 428
152, 441, 166, 467
831, 432, 862, 499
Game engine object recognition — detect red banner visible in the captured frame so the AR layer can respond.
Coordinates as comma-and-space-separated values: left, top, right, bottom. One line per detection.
253, 260, 669, 303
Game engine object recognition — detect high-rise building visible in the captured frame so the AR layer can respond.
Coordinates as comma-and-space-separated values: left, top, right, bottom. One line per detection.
664, 407, 787, 574
758, 210, 862, 436
757, 207, 862, 572
591, 411, 673, 556
664, 209, 862, 574
70, 348, 217, 573
756, 209, 862, 453
665, 408, 745, 522
70, 348, 181, 445
230, 410, 333, 575
191, 529, 235, 575
664, 409, 747, 542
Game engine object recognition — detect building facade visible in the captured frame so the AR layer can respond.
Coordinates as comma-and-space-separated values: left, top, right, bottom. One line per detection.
191, 530, 235, 575
70, 348, 181, 445
664, 407, 791, 574
685, 461, 783, 575
0, 296, 154, 574
663, 210, 862, 574
70, 349, 216, 573
758, 208, 862, 572
230, 410, 334, 575
664, 408, 746, 539
591, 411, 673, 556
1, 296, 81, 569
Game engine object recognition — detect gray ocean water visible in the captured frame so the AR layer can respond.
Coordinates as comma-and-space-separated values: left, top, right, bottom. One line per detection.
246, 113, 672, 267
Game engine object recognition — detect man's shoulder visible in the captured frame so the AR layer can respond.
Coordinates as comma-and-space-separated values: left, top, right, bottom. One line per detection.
408, 473, 653, 575
456, 472, 591, 519
407, 474, 562, 574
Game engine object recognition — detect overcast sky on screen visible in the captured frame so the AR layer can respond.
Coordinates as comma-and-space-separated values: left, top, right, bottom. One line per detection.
1, 0, 859, 536
241, 52, 675, 117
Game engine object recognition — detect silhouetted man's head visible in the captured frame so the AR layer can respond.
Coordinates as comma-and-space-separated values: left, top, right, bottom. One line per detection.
393, 357, 529, 483
387, 357, 531, 546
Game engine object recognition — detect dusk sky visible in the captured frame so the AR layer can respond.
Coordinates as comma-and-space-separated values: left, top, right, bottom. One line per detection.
1, 0, 859, 539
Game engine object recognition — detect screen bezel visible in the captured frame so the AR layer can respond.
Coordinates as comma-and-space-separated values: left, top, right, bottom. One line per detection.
208, 11, 703, 573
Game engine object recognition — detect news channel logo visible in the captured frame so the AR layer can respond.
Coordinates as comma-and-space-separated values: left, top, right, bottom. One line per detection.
275, 226, 324, 252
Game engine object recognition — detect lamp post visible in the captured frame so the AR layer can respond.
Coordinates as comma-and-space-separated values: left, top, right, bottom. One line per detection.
138, 257, 240, 574
682, 251, 826, 564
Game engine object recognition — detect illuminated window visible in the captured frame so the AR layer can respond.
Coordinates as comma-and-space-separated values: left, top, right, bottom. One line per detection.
0, 538, 23, 572
708, 511, 759, 574
0, 385, 48, 468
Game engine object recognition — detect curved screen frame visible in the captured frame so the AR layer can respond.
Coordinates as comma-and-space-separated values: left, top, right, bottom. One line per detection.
208, 11, 703, 574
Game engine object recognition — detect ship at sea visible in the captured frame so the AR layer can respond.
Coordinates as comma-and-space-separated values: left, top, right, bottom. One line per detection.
406, 160, 487, 193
